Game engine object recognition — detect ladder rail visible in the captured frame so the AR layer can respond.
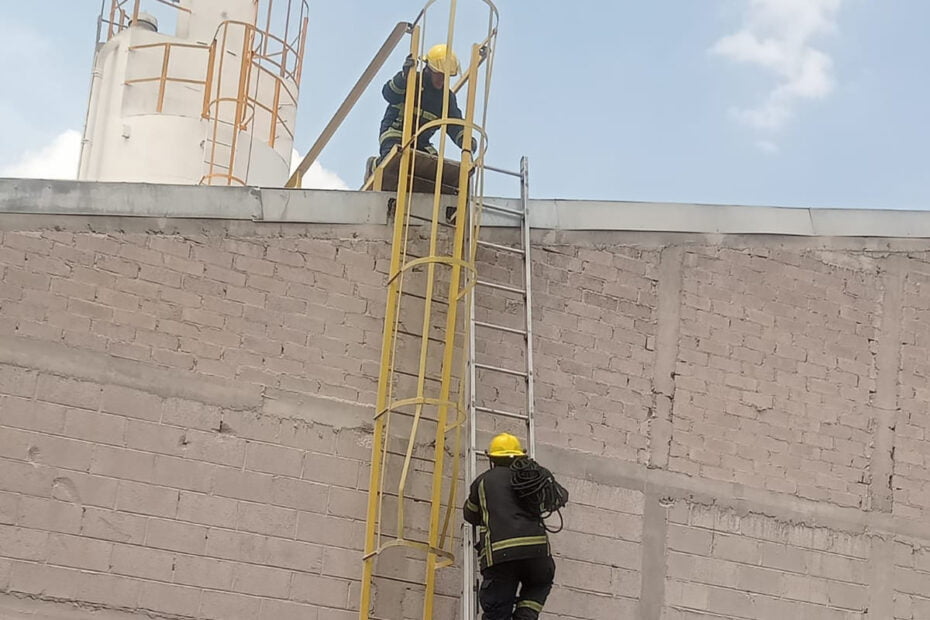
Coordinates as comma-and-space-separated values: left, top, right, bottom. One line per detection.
521, 156, 537, 459
462, 157, 534, 619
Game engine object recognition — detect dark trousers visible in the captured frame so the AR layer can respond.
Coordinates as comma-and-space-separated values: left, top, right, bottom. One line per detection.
378, 138, 437, 161
479, 556, 555, 620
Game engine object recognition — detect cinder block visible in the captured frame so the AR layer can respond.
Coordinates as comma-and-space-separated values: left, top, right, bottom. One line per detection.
200, 590, 264, 620
320, 546, 362, 580
115, 480, 179, 518
0, 492, 18, 526
100, 384, 163, 420
16, 496, 82, 535
119, 244, 163, 267
81, 507, 147, 544
214, 467, 275, 504
291, 573, 350, 608
177, 491, 238, 528
245, 441, 304, 477
326, 487, 368, 520
271, 476, 329, 513
220, 409, 280, 443
1, 398, 65, 435
47, 533, 111, 571
4, 268, 51, 292
231, 562, 292, 598
237, 501, 298, 538
667, 524, 713, 556
149, 236, 192, 258
146, 518, 207, 555
204, 528, 266, 564
138, 581, 203, 617
181, 307, 225, 329
227, 285, 267, 308
296, 512, 364, 550
125, 419, 185, 456
204, 264, 247, 287
36, 375, 102, 410
0, 525, 48, 561
152, 454, 214, 492
9, 560, 77, 599
91, 445, 155, 483
264, 536, 324, 572
0, 557, 10, 590
0, 365, 37, 398
162, 397, 223, 432
303, 452, 360, 489
139, 264, 182, 288
260, 599, 321, 620
174, 554, 236, 590
0, 458, 55, 498
64, 408, 126, 447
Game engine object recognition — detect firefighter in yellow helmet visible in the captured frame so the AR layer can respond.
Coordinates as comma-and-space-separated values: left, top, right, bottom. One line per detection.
378, 44, 476, 161
463, 433, 558, 620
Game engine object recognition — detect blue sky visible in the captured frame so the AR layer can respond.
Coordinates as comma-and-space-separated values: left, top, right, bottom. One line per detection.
0, 1, 927, 209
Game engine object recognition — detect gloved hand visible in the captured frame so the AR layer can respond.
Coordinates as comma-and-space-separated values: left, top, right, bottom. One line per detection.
403, 54, 415, 72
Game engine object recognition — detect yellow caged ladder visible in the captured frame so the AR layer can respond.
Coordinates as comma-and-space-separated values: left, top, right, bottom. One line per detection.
358, 1, 500, 618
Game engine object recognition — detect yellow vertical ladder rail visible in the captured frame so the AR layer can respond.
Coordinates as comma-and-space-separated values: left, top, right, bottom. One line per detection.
360, 1, 499, 618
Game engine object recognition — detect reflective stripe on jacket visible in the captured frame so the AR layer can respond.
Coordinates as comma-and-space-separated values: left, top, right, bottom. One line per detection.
379, 69, 468, 150
463, 465, 550, 571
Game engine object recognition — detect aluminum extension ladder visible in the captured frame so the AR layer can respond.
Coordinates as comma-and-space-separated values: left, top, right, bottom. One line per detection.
462, 157, 536, 619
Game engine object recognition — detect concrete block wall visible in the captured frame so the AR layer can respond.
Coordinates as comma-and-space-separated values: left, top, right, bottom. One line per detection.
4, 210, 930, 619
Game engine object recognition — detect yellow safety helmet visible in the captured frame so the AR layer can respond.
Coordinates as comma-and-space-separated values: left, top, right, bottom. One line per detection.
487, 433, 526, 458
423, 44, 460, 76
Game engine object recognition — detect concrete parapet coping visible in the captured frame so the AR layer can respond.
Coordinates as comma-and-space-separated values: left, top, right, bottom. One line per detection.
2, 178, 929, 237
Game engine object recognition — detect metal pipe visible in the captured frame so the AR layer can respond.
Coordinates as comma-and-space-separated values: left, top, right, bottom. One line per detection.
286, 21, 411, 188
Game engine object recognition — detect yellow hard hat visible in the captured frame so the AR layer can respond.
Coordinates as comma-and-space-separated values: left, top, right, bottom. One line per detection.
423, 44, 460, 76
487, 433, 525, 458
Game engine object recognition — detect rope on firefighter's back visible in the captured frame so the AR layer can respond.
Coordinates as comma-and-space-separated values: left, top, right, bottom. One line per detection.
510, 457, 569, 533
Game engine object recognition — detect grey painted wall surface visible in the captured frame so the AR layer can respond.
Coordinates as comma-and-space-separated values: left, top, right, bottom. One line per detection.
2, 183, 930, 619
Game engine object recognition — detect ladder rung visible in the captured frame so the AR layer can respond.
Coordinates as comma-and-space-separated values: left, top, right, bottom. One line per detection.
397, 328, 445, 344
400, 290, 450, 306
408, 212, 455, 229
484, 165, 521, 178
475, 280, 526, 295
392, 368, 442, 384
476, 239, 525, 255
474, 405, 529, 421
474, 320, 526, 336
481, 201, 524, 218
473, 362, 527, 378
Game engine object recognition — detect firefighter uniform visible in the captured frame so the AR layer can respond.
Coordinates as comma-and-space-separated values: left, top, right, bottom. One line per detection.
464, 434, 555, 620
378, 45, 473, 160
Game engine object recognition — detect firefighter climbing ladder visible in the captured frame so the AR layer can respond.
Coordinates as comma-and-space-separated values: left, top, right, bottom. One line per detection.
462, 158, 536, 620
356, 2, 500, 619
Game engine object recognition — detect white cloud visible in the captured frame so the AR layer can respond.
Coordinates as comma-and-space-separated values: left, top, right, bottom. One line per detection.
712, 0, 843, 131
1, 130, 81, 179
289, 149, 350, 190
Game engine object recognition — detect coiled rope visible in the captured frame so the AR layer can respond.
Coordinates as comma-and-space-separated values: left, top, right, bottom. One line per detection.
510, 457, 569, 533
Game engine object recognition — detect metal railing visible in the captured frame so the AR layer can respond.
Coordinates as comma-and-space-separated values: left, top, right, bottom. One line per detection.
124, 42, 210, 114
100, 0, 190, 43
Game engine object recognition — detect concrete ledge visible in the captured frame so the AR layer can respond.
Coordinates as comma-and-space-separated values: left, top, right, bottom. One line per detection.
0, 178, 389, 225
2, 178, 930, 238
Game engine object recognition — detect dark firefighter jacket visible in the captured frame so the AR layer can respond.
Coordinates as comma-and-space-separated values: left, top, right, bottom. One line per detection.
463, 464, 550, 571
379, 69, 472, 153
